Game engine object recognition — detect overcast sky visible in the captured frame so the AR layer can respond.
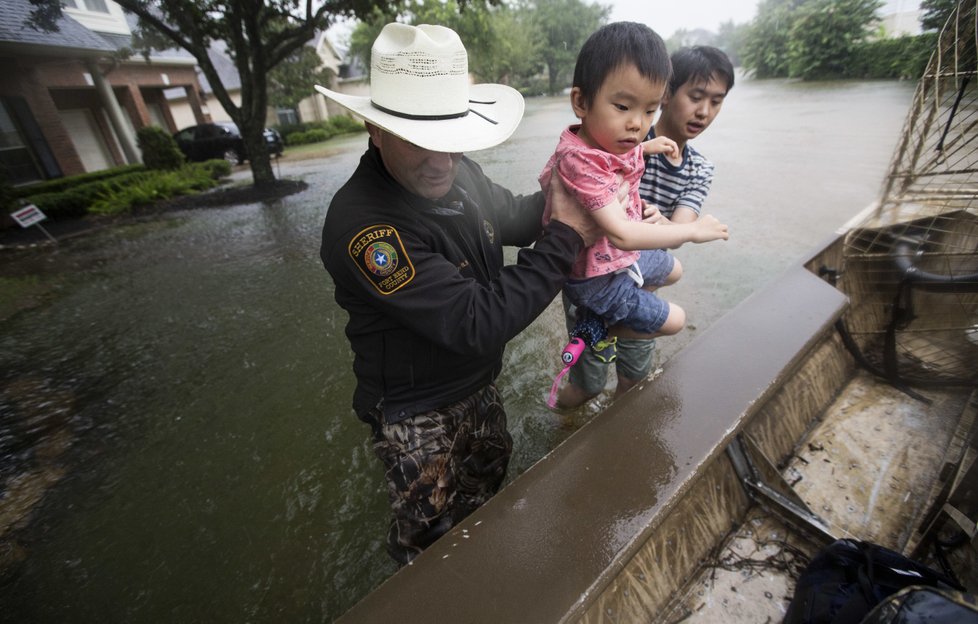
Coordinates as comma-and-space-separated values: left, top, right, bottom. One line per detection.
606, 0, 761, 38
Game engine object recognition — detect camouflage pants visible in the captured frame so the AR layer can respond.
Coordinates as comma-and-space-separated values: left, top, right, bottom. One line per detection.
370, 384, 513, 565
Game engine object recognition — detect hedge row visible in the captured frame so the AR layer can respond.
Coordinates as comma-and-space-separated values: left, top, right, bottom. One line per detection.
280, 115, 365, 146
21, 159, 231, 219
849, 33, 938, 80
12, 164, 146, 200
286, 128, 331, 145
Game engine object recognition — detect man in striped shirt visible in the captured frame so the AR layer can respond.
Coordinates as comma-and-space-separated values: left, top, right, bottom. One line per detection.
639, 46, 734, 224
557, 46, 735, 408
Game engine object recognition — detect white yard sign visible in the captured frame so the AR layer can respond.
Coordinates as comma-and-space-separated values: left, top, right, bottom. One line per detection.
11, 204, 47, 228
9, 204, 57, 244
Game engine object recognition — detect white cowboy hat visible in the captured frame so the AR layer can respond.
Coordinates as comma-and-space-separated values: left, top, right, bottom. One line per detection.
314, 23, 524, 153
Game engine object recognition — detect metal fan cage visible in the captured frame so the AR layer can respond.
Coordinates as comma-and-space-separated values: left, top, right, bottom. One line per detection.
841, 0, 978, 386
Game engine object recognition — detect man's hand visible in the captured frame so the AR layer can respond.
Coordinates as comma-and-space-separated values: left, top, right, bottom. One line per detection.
549, 169, 600, 247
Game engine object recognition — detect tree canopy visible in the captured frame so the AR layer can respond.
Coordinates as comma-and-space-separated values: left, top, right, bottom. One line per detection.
742, 0, 804, 78
787, 0, 882, 79
267, 46, 335, 115
920, 0, 959, 31
742, 0, 888, 79
349, 0, 607, 96
530, 0, 609, 95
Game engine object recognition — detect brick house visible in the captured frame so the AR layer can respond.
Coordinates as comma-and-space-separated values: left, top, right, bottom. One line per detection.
0, 0, 207, 185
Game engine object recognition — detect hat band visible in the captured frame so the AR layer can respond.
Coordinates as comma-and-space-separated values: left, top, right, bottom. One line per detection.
371, 100, 467, 121
371, 100, 500, 126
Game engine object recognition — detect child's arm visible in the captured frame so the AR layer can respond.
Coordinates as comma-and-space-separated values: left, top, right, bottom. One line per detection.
593, 197, 728, 251
641, 136, 680, 161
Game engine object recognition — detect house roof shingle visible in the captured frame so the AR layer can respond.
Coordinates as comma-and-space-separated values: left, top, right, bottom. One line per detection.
0, 0, 195, 63
0, 0, 115, 53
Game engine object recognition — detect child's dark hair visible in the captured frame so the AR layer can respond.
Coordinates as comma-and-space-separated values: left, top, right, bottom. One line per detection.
572, 22, 671, 108
668, 46, 735, 95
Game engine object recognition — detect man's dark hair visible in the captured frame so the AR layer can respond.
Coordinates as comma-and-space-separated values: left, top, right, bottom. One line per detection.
668, 46, 735, 95
572, 22, 671, 108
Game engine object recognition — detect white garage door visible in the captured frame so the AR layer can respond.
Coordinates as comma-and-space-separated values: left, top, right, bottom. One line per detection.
59, 108, 115, 172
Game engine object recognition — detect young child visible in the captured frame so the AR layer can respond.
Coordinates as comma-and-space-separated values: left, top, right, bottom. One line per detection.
556, 45, 736, 409
540, 22, 729, 403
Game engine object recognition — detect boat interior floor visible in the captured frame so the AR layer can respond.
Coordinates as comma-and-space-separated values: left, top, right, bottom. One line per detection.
662, 371, 977, 623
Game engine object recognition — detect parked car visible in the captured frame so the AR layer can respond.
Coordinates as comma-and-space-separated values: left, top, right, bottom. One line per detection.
172, 122, 284, 165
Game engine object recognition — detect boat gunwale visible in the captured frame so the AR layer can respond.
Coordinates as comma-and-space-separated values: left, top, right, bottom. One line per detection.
336, 237, 851, 623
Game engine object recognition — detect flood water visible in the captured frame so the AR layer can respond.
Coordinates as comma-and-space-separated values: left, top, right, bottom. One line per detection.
0, 78, 914, 622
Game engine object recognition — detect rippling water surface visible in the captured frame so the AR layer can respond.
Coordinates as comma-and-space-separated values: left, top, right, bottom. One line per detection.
0, 79, 914, 622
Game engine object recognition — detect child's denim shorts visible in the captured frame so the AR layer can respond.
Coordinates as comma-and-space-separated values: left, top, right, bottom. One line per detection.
564, 249, 674, 334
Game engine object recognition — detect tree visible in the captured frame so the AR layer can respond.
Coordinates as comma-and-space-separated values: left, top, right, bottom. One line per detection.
742, 0, 882, 79
136, 126, 185, 170
406, 0, 501, 82
490, 6, 544, 86
664, 28, 690, 52
919, 0, 958, 31
714, 20, 750, 67
529, 0, 608, 95
267, 46, 335, 121
476, 5, 542, 85
786, 0, 882, 79
741, 0, 802, 78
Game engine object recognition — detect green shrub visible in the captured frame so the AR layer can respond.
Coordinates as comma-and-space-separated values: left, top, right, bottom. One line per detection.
137, 126, 185, 170
850, 33, 937, 80
306, 128, 331, 143
11, 164, 145, 199
286, 129, 330, 145
88, 164, 220, 215
26, 171, 154, 219
277, 121, 319, 138
22, 161, 228, 219
284, 131, 304, 145
325, 115, 364, 134
22, 189, 92, 219
280, 116, 365, 146
198, 158, 232, 180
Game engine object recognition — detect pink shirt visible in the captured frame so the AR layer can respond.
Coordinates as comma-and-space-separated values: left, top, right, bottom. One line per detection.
540, 126, 644, 279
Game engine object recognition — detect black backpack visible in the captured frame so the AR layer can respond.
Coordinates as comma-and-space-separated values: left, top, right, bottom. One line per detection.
783, 538, 965, 624
861, 585, 978, 623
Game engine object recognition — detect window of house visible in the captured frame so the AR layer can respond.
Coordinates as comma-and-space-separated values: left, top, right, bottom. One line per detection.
62, 0, 110, 13
277, 109, 298, 126
0, 100, 43, 185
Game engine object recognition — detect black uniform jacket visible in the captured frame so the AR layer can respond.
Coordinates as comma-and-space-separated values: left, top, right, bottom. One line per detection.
321, 141, 584, 424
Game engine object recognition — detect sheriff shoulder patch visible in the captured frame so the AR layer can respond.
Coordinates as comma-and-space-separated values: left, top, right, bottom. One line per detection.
348, 224, 415, 295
